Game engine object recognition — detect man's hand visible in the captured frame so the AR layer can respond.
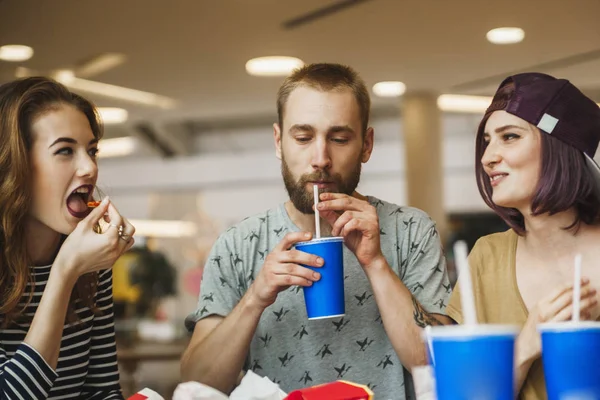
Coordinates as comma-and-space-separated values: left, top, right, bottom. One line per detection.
317, 193, 385, 269
247, 232, 323, 310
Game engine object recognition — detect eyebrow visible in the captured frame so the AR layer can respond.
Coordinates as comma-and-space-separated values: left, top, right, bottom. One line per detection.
288, 124, 356, 135
328, 125, 355, 135
494, 124, 528, 134
48, 137, 99, 148
289, 124, 314, 134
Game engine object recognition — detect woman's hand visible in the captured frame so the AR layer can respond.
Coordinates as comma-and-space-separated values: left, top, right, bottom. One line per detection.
55, 197, 135, 280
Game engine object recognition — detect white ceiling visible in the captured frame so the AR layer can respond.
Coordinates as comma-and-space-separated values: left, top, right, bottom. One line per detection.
1, 0, 599, 131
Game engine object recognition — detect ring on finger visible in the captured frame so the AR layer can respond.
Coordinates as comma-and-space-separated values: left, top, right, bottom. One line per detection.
109, 224, 125, 237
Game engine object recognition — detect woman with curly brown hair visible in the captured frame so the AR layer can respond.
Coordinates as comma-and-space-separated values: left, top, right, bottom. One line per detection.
0, 77, 135, 399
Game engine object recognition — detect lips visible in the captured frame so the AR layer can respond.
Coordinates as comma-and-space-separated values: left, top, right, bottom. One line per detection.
489, 173, 508, 187
66, 184, 94, 218
309, 181, 335, 189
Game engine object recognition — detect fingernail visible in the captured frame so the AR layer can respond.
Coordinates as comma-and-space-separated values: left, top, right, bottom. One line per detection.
102, 196, 110, 204
317, 203, 324, 210
316, 257, 324, 265
313, 272, 320, 280
306, 280, 313, 286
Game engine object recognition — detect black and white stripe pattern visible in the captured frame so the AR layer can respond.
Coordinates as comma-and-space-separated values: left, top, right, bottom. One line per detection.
1, 266, 123, 399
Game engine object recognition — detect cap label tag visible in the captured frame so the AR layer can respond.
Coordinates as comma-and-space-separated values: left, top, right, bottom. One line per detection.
538, 113, 559, 134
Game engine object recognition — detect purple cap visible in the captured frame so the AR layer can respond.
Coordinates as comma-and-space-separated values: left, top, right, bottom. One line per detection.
488, 72, 600, 196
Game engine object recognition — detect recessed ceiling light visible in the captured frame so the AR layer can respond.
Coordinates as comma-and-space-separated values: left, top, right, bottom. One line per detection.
245, 56, 304, 77
373, 81, 406, 98
97, 107, 128, 124
0, 44, 34, 62
54, 69, 75, 83
486, 27, 525, 44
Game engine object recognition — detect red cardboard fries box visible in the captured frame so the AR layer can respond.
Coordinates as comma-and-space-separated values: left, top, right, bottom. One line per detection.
285, 380, 373, 400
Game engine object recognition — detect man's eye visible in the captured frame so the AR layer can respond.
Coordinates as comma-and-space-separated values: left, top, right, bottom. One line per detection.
332, 138, 349, 144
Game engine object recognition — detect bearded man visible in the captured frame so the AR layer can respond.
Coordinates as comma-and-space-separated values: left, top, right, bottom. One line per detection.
181, 63, 452, 400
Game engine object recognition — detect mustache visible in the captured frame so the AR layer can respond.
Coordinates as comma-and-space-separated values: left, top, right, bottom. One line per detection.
299, 171, 339, 183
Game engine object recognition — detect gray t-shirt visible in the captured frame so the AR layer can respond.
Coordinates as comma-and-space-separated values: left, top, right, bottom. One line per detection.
185, 196, 450, 400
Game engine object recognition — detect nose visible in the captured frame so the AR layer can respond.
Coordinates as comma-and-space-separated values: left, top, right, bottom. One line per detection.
310, 136, 332, 171
76, 152, 98, 179
481, 140, 501, 169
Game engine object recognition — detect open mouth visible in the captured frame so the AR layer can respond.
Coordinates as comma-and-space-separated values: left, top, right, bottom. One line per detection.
66, 185, 94, 218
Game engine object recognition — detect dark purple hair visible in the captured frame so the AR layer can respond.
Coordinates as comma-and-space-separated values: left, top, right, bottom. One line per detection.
475, 82, 600, 235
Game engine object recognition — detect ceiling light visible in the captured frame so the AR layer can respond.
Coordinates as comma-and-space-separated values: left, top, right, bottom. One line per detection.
58, 76, 177, 109
128, 220, 198, 238
54, 69, 75, 83
438, 96, 599, 113
373, 81, 406, 98
0, 45, 34, 62
98, 107, 128, 124
76, 53, 126, 77
98, 136, 137, 158
245, 56, 304, 77
486, 27, 525, 44
437, 94, 492, 113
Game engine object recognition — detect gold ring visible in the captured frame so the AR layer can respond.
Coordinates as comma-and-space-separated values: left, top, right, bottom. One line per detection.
110, 224, 124, 236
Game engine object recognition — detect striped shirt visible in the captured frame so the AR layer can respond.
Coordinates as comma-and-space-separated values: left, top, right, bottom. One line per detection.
1, 266, 123, 399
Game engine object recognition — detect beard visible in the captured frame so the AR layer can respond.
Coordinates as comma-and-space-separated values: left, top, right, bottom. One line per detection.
281, 154, 362, 214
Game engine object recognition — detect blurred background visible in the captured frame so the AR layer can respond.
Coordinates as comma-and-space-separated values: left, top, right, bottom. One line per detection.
1, 0, 599, 396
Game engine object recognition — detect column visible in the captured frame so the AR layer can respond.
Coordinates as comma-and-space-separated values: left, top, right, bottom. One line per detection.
401, 92, 448, 243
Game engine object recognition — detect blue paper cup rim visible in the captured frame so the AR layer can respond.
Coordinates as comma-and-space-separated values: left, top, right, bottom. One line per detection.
295, 236, 344, 246
538, 321, 600, 333
426, 324, 519, 340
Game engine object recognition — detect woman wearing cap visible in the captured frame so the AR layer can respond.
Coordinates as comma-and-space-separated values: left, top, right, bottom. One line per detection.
446, 73, 600, 399
0, 77, 135, 399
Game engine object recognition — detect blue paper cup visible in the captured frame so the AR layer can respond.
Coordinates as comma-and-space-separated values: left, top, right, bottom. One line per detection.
425, 325, 519, 400
538, 322, 600, 400
294, 237, 344, 320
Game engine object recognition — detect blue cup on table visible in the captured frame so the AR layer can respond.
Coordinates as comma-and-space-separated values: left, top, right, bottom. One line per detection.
425, 325, 519, 400
538, 322, 600, 400
294, 237, 345, 320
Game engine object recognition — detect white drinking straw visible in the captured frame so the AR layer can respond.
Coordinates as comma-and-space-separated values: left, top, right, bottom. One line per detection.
313, 184, 321, 239
453, 240, 477, 326
573, 254, 582, 322
424, 325, 435, 365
